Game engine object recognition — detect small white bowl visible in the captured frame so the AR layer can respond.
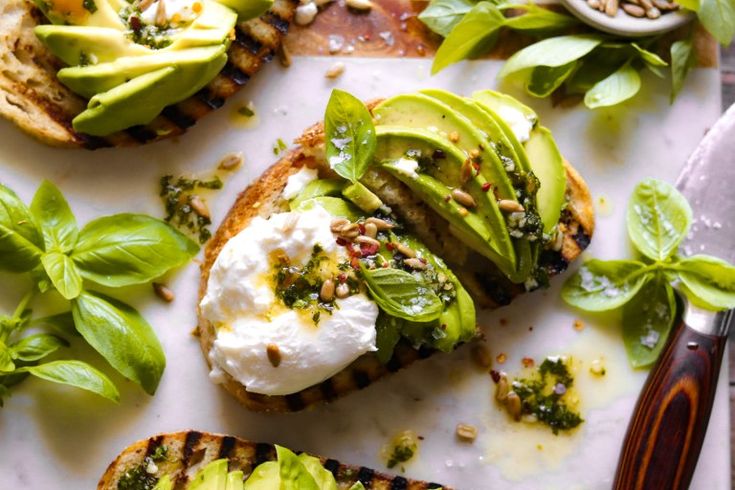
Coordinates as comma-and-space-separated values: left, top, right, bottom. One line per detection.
560, 0, 695, 37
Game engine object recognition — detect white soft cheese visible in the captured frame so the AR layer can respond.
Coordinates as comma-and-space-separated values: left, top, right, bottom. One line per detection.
199, 206, 378, 396
392, 157, 419, 178
141, 0, 200, 25
494, 104, 534, 143
282, 166, 319, 200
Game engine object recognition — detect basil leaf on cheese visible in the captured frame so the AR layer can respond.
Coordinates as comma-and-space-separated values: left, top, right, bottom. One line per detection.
360, 265, 443, 322
324, 89, 377, 184
71, 213, 199, 287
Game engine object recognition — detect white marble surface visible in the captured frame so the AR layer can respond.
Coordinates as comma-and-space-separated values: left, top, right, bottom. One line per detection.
0, 57, 728, 489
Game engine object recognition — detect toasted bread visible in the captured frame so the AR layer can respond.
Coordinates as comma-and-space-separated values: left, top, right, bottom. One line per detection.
197, 102, 595, 412
0, 0, 296, 148
98, 430, 446, 489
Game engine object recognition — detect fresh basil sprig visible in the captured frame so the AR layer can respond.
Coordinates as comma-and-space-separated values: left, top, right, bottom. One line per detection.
562, 179, 735, 368
324, 89, 377, 183
0, 180, 198, 405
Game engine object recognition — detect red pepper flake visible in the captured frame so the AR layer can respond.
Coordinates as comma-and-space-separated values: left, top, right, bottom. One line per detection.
385, 242, 395, 251
358, 223, 366, 234
360, 242, 379, 256
350, 256, 360, 269
521, 357, 535, 368
338, 273, 347, 283
482, 182, 492, 192
490, 370, 501, 383
336, 237, 349, 246
382, 262, 389, 268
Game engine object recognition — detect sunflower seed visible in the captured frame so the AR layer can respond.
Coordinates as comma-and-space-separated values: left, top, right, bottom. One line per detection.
451, 188, 477, 208
153, 283, 174, 303
366, 217, 394, 230
495, 374, 509, 402
646, 5, 661, 17
455, 424, 478, 442
498, 199, 524, 213
325, 62, 346, 79
404, 258, 427, 270
621, 2, 646, 15
364, 222, 378, 238
345, 0, 372, 11
470, 343, 492, 369
320, 279, 335, 302
278, 43, 292, 68
394, 242, 416, 258
605, 0, 618, 16
355, 235, 380, 247
266, 344, 282, 367
506, 392, 522, 421
218, 152, 243, 170
189, 195, 210, 219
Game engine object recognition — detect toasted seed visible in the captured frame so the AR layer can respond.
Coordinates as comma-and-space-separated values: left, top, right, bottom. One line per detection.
598, 0, 607, 11
138, 0, 155, 10
506, 392, 522, 421
330, 217, 350, 232
153, 283, 175, 303
456, 423, 478, 442
189, 195, 210, 219
266, 343, 282, 367
495, 375, 509, 402
404, 258, 427, 270
345, 0, 372, 10
605, 0, 618, 16
336, 282, 350, 298
394, 242, 416, 258
278, 43, 292, 68
320, 279, 336, 302
451, 188, 477, 208
364, 222, 378, 238
587, 0, 600, 7
355, 235, 380, 247
448, 131, 460, 143
155, 0, 167, 26
366, 217, 394, 230
639, 0, 654, 8
470, 343, 492, 369
325, 62, 346, 79
652, 0, 677, 9
498, 199, 524, 213
338, 223, 360, 238
469, 148, 481, 160
219, 152, 243, 170
645, 5, 661, 17
622, 3, 645, 15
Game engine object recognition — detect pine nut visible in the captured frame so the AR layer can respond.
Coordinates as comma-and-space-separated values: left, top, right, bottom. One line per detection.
456, 423, 478, 442
330, 218, 350, 232
404, 258, 427, 270
355, 235, 380, 247
605, 0, 618, 16
506, 392, 522, 421
218, 152, 243, 170
266, 343, 282, 367
498, 199, 524, 213
495, 375, 509, 402
451, 188, 476, 208
646, 6, 661, 17
153, 283, 174, 303
394, 242, 416, 258
189, 195, 210, 219
621, 3, 645, 15
364, 222, 378, 238
336, 283, 350, 298
320, 279, 335, 302
366, 217, 394, 230
345, 0, 372, 11
325, 62, 346, 79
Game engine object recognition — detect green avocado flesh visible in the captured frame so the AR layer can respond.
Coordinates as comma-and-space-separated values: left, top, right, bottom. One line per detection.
34, 0, 268, 136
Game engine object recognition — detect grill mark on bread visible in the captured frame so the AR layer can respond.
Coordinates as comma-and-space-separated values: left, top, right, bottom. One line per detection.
391, 476, 409, 489
181, 430, 204, 471
254, 442, 274, 464
218, 436, 237, 459
145, 435, 166, 458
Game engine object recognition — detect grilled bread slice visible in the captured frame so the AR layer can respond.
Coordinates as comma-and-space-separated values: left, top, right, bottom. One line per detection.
197, 101, 595, 412
0, 0, 296, 149
98, 430, 446, 490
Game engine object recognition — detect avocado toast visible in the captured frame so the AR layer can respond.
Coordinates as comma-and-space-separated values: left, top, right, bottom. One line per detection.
0, 0, 295, 148
98, 431, 445, 489
197, 89, 594, 412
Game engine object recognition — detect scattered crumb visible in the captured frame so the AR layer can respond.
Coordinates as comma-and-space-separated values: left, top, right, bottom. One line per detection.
590, 359, 606, 376
574, 319, 585, 331
521, 357, 534, 368
496, 352, 507, 364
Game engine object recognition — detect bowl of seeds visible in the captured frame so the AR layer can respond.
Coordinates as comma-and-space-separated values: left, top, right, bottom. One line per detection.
560, 0, 695, 37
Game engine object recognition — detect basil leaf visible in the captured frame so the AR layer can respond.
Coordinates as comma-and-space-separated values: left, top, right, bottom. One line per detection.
561, 259, 650, 311
499, 34, 604, 79
375, 312, 403, 364
324, 89, 377, 183
0, 184, 44, 272
276, 446, 320, 490
418, 0, 475, 36
622, 274, 676, 368
432, 2, 506, 74
348, 483, 366, 490
71, 214, 199, 287
72, 291, 165, 395
627, 178, 692, 261
527, 61, 577, 97
32, 312, 78, 338
584, 64, 641, 109
698, 0, 735, 44
360, 265, 443, 322
22, 360, 119, 402
671, 38, 696, 101
631, 43, 668, 67
10, 333, 69, 362
676, 255, 735, 310
503, 4, 579, 33
30, 180, 78, 253
41, 252, 83, 300
0, 343, 15, 372
565, 45, 629, 94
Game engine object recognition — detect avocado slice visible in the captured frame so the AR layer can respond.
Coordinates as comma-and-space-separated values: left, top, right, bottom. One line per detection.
34, 26, 149, 66
373, 94, 517, 202
289, 179, 347, 209
72, 48, 227, 135
59, 45, 228, 99
471, 90, 538, 143
243, 461, 279, 489
293, 196, 363, 221
152, 475, 173, 490
374, 125, 517, 277
189, 459, 228, 490
523, 127, 566, 233
215, 0, 274, 20
226, 471, 245, 490
342, 182, 383, 213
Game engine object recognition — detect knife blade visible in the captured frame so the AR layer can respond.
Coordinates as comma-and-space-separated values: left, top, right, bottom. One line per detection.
614, 104, 735, 490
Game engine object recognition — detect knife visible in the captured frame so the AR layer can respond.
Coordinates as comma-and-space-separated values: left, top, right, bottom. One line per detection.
613, 103, 735, 490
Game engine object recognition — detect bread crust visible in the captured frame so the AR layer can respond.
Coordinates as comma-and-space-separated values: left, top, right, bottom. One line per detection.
97, 430, 447, 489
197, 115, 595, 413
0, 0, 296, 148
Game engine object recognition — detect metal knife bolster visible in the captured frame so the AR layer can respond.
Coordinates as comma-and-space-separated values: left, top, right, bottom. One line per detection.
683, 298, 734, 337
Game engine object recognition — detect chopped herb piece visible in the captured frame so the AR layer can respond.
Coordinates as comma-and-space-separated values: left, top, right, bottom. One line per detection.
273, 138, 288, 155
159, 175, 223, 244
150, 444, 168, 462
384, 430, 419, 469
82, 0, 97, 13
238, 106, 255, 117
117, 464, 158, 490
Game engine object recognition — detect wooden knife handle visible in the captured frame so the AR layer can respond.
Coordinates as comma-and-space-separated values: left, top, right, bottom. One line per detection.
613, 320, 726, 490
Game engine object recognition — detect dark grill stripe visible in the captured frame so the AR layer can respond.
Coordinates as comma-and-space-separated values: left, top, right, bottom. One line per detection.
162, 105, 196, 129
352, 369, 371, 389
144, 435, 165, 457
386, 355, 403, 373
234, 29, 263, 54
218, 436, 237, 459
319, 379, 337, 401
125, 125, 157, 143
220, 62, 251, 86
573, 229, 591, 250
181, 431, 203, 469
357, 467, 374, 485
262, 12, 289, 33
428, 484, 444, 489
81, 134, 112, 150
418, 345, 433, 359
390, 476, 408, 490
323, 459, 340, 476
255, 443, 274, 464
197, 89, 226, 110
285, 393, 306, 411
